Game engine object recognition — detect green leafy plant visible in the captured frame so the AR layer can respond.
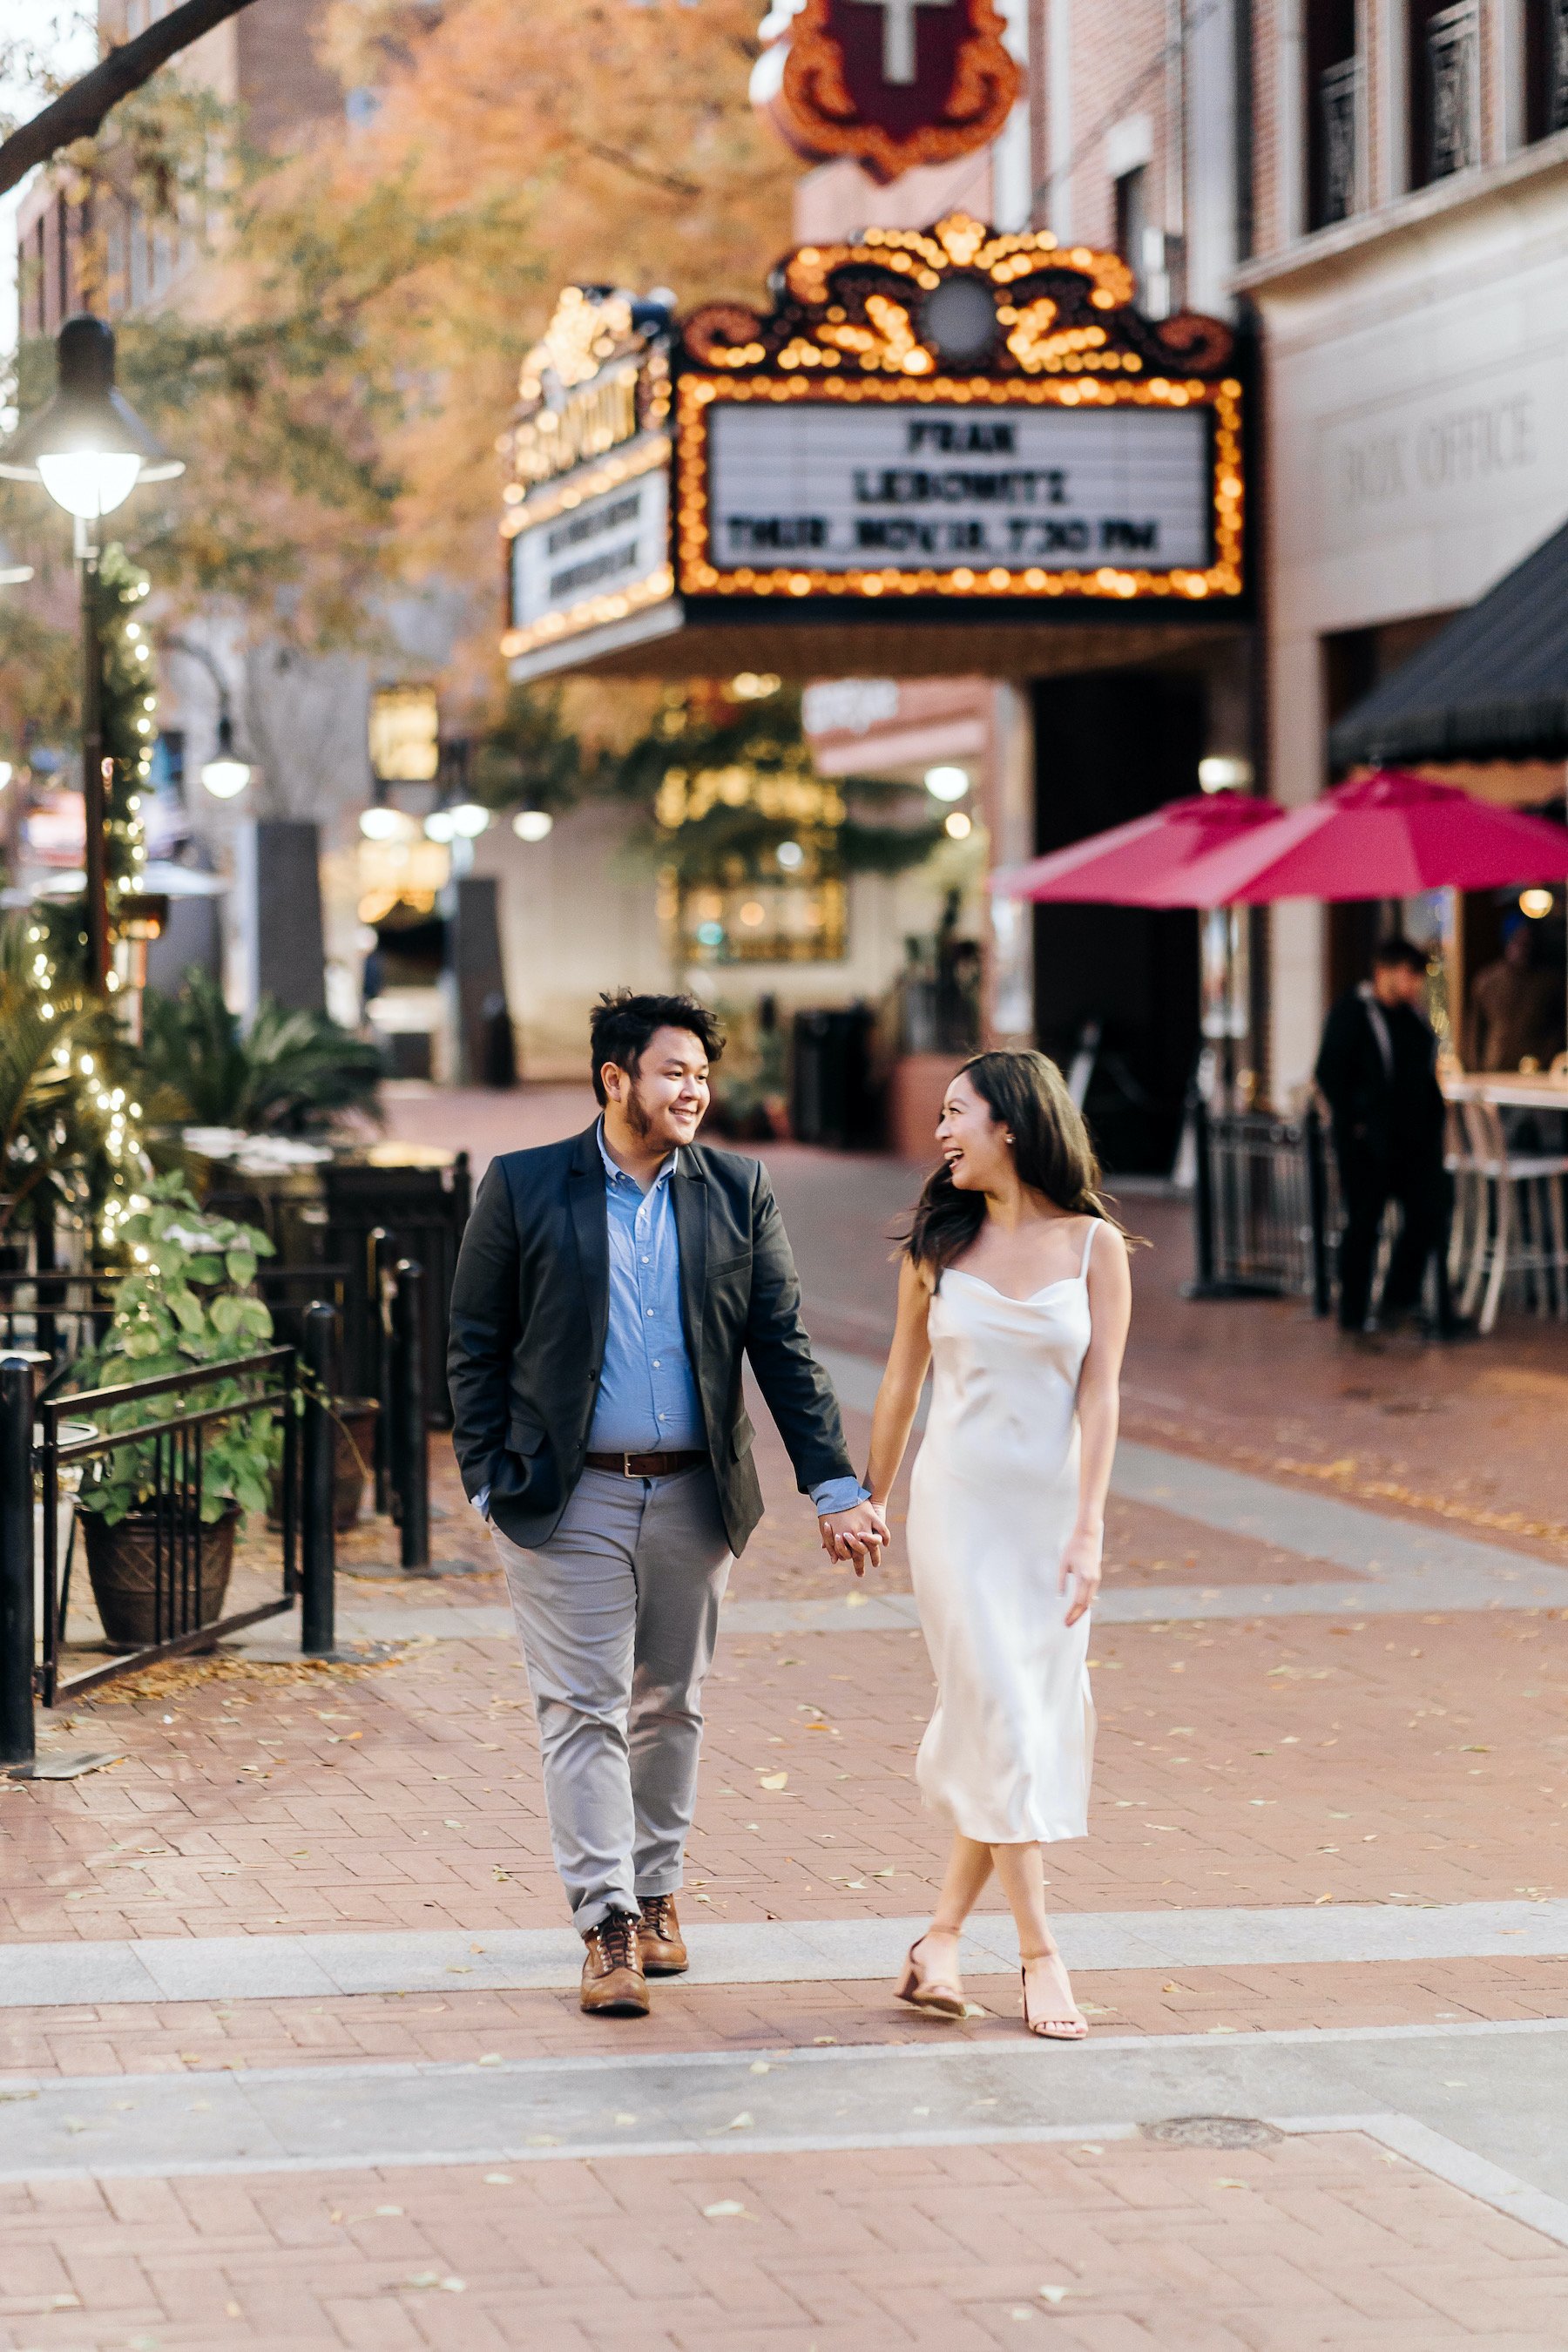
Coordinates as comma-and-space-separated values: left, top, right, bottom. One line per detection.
76, 1173, 280, 1526
141, 967, 384, 1134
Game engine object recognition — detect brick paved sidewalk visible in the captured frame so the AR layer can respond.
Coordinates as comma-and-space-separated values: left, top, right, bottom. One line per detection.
2, 1093, 1565, 2348
4, 2131, 1568, 2350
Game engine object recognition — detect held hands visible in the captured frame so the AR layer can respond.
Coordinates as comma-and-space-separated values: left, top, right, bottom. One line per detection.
819, 1498, 889, 1575
1058, 1524, 1104, 1626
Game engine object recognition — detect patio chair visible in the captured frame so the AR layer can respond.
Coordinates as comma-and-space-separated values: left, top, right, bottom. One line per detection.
1452, 1095, 1568, 1333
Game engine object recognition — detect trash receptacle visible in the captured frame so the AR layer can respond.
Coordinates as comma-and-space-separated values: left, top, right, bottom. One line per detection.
790, 1006, 880, 1148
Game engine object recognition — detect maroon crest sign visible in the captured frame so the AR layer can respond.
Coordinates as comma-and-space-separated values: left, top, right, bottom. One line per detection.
754, 0, 1022, 185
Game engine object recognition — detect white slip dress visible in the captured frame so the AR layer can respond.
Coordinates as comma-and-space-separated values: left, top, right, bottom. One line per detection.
907, 1217, 1099, 1846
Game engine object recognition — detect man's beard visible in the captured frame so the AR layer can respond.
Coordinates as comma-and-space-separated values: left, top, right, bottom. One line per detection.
624, 1085, 654, 1142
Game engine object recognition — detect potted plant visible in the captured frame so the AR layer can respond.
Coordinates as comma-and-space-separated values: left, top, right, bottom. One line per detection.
74, 1174, 280, 1650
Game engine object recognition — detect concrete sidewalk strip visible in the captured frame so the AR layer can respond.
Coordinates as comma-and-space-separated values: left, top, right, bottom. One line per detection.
5, 1896, 1568, 2011
4, 2019, 1568, 2241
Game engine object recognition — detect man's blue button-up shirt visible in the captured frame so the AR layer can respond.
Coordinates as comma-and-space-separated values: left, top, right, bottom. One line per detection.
589, 1123, 703, 1454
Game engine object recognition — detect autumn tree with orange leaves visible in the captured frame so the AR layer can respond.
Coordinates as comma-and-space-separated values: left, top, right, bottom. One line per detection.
3, 0, 793, 722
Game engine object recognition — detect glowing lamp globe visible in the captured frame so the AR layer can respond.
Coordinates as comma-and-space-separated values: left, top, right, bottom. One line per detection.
0, 317, 183, 518
199, 716, 252, 800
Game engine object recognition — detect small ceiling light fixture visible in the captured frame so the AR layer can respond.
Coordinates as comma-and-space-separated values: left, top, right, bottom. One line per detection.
360, 805, 413, 841
512, 808, 553, 841
944, 810, 973, 840
775, 838, 805, 870
1519, 888, 1555, 920
1198, 754, 1254, 794
924, 765, 970, 802
449, 801, 491, 838
424, 808, 457, 842
199, 714, 252, 800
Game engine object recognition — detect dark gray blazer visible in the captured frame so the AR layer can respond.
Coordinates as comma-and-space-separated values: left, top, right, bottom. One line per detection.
446, 1124, 855, 1555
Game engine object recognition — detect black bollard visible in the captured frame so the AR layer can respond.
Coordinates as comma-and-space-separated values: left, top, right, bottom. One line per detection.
0, 1355, 37, 1771
1190, 1089, 1216, 1294
392, 1259, 429, 1572
301, 1302, 338, 1656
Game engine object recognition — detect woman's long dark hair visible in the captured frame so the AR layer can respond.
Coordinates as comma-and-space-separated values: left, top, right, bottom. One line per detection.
902, 1050, 1129, 1277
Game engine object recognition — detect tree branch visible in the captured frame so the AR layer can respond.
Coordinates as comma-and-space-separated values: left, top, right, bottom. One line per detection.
0, 0, 263, 201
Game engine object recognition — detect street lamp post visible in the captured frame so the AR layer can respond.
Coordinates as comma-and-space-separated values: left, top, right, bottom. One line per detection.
0, 315, 183, 991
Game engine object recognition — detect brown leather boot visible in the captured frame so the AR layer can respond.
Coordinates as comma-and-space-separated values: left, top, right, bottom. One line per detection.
579, 1912, 649, 2016
637, 1893, 688, 1976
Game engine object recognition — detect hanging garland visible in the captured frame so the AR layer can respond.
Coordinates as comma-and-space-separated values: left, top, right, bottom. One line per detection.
98, 540, 155, 913
21, 542, 156, 1247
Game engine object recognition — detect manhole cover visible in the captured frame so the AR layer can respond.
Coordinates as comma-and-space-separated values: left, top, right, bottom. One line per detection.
1140, 2115, 1282, 2150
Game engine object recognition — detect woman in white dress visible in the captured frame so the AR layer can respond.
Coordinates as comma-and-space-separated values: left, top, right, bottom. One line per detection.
858, 1050, 1132, 2040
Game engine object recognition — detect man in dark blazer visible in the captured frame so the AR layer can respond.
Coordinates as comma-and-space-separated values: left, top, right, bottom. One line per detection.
449, 990, 885, 2016
1315, 936, 1460, 1343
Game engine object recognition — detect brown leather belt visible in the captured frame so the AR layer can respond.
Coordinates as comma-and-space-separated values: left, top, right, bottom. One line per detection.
584, 1449, 709, 1479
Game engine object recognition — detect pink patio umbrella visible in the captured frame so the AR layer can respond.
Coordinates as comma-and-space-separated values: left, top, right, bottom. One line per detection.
990, 791, 1285, 907
1143, 769, 1568, 907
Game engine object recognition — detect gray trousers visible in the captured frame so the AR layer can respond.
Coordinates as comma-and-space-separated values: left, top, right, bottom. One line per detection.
490, 1465, 732, 1936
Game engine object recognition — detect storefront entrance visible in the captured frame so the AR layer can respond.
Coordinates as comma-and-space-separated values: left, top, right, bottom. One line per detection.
1031, 668, 1204, 1173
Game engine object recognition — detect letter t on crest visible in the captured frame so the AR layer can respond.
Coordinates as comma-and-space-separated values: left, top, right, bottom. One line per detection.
861, 0, 955, 84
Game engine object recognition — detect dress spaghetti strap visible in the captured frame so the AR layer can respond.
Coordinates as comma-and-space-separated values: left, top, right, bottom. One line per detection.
1078, 1218, 1098, 1279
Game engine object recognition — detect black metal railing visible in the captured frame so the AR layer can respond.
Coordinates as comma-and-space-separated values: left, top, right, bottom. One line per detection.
1191, 1098, 1335, 1312
321, 1156, 470, 1428
33, 1346, 301, 1707
0, 1266, 116, 1368
0, 1251, 437, 1770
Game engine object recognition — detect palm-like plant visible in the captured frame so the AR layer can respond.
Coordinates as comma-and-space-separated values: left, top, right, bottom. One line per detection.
141, 968, 383, 1136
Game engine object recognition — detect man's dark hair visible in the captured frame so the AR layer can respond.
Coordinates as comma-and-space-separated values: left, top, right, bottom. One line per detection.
1371, 936, 1429, 977
589, 990, 725, 1105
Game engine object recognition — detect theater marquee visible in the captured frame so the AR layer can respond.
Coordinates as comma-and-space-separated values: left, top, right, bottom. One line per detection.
500, 218, 1246, 682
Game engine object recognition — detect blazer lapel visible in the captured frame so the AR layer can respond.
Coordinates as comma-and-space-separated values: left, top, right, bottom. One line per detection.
672, 1152, 707, 1382
566, 1124, 610, 1362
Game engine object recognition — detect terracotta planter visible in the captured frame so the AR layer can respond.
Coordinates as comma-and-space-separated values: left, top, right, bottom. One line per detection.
81, 1503, 240, 1652
267, 1397, 379, 1534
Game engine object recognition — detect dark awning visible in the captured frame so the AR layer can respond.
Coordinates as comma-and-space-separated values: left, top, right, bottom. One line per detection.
1329, 517, 1568, 770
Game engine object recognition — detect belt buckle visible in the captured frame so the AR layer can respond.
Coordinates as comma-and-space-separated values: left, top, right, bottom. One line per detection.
622, 1451, 638, 1477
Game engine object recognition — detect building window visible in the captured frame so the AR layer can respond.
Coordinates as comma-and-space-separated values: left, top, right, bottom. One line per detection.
1409, 0, 1480, 186
1307, 0, 1359, 226
1524, 0, 1568, 142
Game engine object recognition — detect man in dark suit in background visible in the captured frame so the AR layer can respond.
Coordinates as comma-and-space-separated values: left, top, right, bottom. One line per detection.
1315, 936, 1463, 1345
448, 990, 886, 2017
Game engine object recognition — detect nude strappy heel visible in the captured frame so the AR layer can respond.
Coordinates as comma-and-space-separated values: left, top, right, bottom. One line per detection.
1020, 1950, 1088, 2041
895, 1934, 967, 2020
